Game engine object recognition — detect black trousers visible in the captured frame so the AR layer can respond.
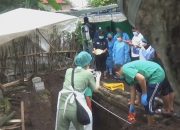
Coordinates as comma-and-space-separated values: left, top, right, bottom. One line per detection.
95, 54, 107, 72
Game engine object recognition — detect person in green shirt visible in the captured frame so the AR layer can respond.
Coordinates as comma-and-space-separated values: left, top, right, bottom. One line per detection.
114, 60, 165, 125
85, 69, 99, 111
85, 87, 93, 111
55, 51, 101, 130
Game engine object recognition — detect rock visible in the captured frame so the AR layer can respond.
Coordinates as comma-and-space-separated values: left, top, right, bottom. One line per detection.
32, 77, 42, 85
34, 82, 45, 92
32, 77, 45, 92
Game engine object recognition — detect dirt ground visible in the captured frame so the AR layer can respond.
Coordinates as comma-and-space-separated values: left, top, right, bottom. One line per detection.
5, 70, 180, 130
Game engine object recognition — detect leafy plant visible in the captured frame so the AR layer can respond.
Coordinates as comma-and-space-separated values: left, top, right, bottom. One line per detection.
46, 0, 62, 10
0, 0, 39, 13
90, 0, 117, 7
0, 0, 62, 13
74, 22, 84, 50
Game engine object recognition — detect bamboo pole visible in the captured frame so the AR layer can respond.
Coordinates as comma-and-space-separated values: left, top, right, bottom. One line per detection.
21, 101, 25, 130
1, 79, 23, 88
2, 51, 76, 59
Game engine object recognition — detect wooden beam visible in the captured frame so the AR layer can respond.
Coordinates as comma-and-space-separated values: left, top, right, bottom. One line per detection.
0, 124, 21, 130
4, 50, 76, 59
1, 80, 23, 89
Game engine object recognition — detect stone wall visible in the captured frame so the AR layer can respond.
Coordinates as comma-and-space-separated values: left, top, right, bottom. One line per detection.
122, 0, 180, 101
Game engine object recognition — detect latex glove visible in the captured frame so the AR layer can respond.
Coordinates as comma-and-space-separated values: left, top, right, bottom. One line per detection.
141, 93, 148, 106
95, 71, 101, 87
129, 104, 135, 113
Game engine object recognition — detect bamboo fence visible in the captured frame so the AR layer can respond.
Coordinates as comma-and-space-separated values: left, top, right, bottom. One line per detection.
0, 30, 78, 83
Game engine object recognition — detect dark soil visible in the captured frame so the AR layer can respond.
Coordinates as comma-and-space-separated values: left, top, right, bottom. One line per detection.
5, 70, 180, 130
5, 70, 65, 130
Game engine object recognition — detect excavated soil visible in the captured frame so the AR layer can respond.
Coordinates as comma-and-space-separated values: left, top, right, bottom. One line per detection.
6, 70, 180, 130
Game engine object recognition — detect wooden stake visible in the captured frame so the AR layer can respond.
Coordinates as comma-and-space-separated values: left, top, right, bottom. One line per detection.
21, 101, 25, 130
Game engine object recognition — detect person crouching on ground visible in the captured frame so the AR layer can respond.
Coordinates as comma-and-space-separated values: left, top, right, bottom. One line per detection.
114, 60, 165, 125
55, 51, 101, 130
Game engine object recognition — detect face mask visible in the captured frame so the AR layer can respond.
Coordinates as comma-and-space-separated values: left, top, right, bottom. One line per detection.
99, 36, 104, 39
117, 38, 122, 41
108, 37, 112, 40
133, 31, 139, 36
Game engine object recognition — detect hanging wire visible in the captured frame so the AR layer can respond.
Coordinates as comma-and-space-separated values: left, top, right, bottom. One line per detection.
91, 98, 132, 125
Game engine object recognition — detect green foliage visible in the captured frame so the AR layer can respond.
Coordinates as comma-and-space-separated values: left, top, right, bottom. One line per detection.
0, 0, 39, 13
0, 98, 11, 114
0, 0, 23, 12
47, 0, 62, 10
90, 0, 117, 7
0, 0, 62, 13
74, 22, 84, 45
25, 0, 39, 8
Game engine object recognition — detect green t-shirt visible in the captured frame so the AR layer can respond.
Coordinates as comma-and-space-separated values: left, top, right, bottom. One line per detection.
59, 67, 96, 111
85, 87, 93, 97
122, 60, 165, 85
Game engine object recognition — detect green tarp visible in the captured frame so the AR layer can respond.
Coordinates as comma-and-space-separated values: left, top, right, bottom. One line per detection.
93, 20, 133, 38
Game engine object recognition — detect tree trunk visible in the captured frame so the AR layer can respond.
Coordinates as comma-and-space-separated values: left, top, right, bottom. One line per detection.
121, 0, 180, 102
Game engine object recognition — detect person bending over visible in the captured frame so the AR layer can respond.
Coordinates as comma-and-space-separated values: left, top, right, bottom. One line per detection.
114, 60, 165, 125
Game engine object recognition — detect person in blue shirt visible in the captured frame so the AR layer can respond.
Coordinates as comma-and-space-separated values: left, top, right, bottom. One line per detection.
105, 26, 113, 38
106, 33, 114, 76
93, 27, 102, 42
112, 33, 131, 65
113, 27, 130, 43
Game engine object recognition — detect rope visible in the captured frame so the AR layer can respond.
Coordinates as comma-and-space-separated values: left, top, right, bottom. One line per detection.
91, 99, 132, 125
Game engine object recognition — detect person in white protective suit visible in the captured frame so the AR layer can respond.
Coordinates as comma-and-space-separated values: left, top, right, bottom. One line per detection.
139, 38, 155, 60
130, 28, 144, 60
55, 51, 101, 130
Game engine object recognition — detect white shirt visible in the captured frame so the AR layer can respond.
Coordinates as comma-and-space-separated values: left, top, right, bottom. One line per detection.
139, 45, 155, 60
131, 33, 144, 58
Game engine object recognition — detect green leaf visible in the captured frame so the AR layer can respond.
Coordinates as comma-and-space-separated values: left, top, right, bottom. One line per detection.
90, 0, 117, 7
48, 0, 62, 10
